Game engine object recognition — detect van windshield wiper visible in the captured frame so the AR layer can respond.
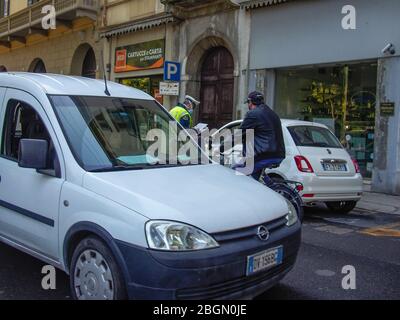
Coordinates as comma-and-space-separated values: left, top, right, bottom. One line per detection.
89, 164, 150, 172
88, 162, 189, 172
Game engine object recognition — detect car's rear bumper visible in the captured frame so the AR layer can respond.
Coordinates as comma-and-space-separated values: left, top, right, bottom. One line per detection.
294, 173, 363, 203
116, 220, 301, 300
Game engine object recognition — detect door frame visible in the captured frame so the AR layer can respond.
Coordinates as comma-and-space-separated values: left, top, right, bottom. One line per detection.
0, 88, 65, 262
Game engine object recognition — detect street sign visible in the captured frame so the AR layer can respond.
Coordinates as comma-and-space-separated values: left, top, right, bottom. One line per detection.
164, 61, 181, 81
160, 81, 179, 96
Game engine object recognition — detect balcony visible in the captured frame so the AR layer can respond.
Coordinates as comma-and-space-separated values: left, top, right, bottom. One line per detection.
0, 0, 99, 46
160, 0, 238, 17
161, 0, 220, 8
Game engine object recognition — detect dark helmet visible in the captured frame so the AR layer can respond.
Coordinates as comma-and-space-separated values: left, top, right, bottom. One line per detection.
248, 91, 264, 105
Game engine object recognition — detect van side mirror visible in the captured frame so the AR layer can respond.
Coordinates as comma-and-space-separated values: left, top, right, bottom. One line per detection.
18, 139, 49, 170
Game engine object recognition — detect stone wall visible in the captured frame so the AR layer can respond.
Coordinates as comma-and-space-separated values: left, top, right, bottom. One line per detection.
174, 5, 251, 123
0, 19, 100, 77
372, 56, 400, 195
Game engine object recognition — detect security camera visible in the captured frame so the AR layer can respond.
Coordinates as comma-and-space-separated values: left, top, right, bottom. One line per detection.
382, 43, 396, 55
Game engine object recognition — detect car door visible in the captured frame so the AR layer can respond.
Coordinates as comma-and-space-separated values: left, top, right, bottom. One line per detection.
0, 89, 64, 261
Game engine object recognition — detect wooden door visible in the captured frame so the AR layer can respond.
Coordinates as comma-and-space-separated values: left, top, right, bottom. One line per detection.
200, 47, 234, 129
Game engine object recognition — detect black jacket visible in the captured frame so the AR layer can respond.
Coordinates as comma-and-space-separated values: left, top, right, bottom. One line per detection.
240, 104, 285, 161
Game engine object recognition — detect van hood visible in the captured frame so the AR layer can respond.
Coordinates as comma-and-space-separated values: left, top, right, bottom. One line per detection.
83, 164, 289, 234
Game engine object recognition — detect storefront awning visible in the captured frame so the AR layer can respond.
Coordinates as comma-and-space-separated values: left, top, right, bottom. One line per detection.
240, 0, 291, 10
100, 14, 178, 39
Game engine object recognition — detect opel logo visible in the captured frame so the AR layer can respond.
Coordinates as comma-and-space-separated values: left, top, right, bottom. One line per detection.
257, 226, 270, 241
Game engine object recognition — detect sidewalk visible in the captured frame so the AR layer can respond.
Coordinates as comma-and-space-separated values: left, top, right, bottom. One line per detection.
357, 183, 400, 215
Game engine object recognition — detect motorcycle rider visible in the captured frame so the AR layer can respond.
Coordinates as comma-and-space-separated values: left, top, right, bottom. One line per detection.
240, 91, 286, 180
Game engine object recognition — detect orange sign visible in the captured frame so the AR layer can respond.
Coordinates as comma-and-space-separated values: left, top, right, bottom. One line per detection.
115, 49, 127, 72
114, 40, 165, 73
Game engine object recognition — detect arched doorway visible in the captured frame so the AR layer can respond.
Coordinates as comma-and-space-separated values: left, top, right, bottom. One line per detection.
199, 47, 234, 129
82, 47, 96, 78
0, 66, 7, 72
29, 59, 46, 73
71, 43, 97, 78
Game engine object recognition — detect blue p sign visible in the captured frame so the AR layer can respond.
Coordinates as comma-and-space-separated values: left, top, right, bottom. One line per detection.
164, 61, 181, 82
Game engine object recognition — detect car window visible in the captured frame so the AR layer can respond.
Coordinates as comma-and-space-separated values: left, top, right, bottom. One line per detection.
288, 125, 342, 148
1, 99, 60, 175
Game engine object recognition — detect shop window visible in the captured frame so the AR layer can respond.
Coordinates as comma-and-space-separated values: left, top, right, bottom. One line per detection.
120, 76, 163, 104
275, 62, 377, 178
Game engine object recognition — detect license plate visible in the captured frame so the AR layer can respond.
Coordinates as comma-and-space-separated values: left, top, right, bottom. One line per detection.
246, 246, 283, 276
322, 163, 347, 171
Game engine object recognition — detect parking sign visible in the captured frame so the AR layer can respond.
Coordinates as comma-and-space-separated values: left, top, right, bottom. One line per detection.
164, 61, 181, 82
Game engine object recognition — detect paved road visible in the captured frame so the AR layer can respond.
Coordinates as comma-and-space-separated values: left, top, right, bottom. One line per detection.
258, 205, 400, 300
0, 205, 399, 300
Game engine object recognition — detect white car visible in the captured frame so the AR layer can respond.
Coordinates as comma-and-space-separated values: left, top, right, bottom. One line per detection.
211, 119, 363, 214
0, 73, 301, 300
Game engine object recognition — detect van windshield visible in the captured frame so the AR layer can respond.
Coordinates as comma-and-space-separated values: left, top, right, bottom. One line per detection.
49, 95, 206, 172
288, 125, 342, 148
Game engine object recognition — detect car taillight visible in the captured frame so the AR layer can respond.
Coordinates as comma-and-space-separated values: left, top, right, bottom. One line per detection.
294, 156, 314, 173
303, 194, 314, 198
352, 159, 361, 173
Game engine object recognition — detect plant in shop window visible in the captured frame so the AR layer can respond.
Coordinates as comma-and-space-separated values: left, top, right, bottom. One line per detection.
300, 81, 344, 133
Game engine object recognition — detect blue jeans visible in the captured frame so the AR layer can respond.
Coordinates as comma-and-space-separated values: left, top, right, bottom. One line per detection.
251, 158, 284, 181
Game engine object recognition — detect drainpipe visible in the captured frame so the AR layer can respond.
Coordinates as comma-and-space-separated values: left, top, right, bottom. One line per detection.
102, 0, 112, 80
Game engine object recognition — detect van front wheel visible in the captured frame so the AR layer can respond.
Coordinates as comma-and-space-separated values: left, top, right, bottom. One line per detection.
70, 236, 127, 300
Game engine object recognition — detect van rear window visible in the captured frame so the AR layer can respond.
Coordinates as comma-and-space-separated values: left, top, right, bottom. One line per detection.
288, 125, 342, 148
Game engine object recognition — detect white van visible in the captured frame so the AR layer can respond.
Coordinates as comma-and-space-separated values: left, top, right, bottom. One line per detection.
0, 73, 301, 300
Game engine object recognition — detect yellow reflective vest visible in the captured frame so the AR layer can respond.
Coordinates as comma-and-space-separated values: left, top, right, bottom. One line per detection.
169, 105, 193, 128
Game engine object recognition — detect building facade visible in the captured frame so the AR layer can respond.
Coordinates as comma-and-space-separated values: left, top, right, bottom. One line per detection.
102, 0, 251, 127
2, 0, 399, 195
162, 0, 251, 128
244, 0, 400, 195
100, 0, 177, 107
0, 0, 100, 78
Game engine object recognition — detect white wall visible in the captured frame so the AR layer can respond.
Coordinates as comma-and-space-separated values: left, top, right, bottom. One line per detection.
250, 0, 400, 69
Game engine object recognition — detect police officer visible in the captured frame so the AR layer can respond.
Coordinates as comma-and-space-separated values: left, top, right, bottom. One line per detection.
170, 95, 200, 129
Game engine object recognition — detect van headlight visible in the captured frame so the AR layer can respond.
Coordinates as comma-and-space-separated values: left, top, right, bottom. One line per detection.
285, 199, 298, 227
145, 221, 219, 251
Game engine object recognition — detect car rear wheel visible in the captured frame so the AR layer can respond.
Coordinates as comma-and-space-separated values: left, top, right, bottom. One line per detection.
326, 201, 357, 214
70, 236, 127, 300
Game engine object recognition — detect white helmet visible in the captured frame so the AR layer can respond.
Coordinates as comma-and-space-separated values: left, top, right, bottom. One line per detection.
185, 95, 200, 107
